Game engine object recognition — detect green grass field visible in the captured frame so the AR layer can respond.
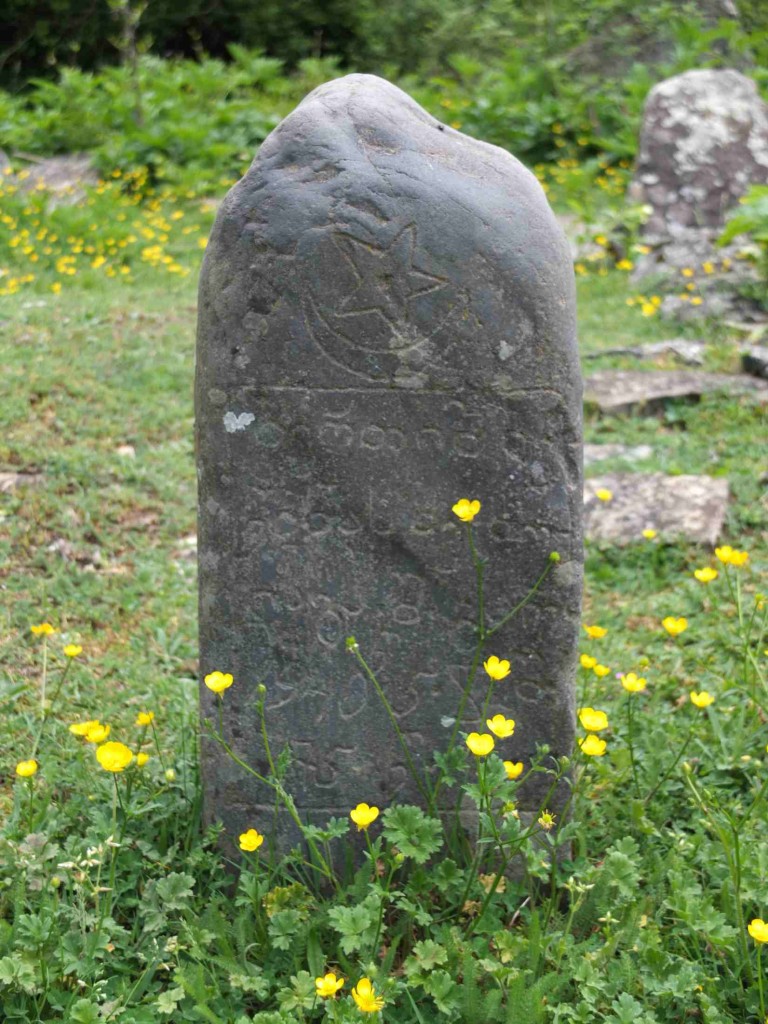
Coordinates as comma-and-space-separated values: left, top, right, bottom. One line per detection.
0, 180, 766, 1022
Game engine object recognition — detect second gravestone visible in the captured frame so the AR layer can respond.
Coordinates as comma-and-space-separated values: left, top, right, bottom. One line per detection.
196, 74, 582, 847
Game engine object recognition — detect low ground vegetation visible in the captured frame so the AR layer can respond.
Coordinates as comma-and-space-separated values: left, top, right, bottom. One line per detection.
1, 32, 767, 1024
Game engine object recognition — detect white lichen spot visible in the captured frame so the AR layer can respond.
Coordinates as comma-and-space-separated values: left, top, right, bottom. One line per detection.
498, 339, 513, 362
223, 411, 255, 433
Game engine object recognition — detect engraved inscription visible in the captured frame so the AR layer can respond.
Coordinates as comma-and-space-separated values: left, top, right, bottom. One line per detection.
301, 222, 467, 382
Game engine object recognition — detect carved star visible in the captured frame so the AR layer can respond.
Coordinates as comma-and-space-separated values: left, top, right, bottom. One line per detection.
334, 225, 446, 325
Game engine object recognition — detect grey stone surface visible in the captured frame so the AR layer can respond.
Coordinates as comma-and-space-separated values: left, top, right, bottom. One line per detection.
585, 369, 768, 415
628, 69, 768, 324
742, 344, 768, 379
0, 471, 44, 493
585, 474, 729, 545
196, 74, 582, 848
14, 154, 98, 207
584, 444, 653, 466
584, 339, 707, 365
631, 69, 768, 239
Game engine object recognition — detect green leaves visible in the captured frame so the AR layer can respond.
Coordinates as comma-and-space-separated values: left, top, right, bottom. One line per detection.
267, 909, 303, 951
327, 894, 379, 955
381, 805, 443, 864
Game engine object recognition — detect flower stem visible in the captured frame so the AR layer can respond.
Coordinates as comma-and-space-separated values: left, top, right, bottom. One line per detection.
643, 721, 695, 807
352, 646, 432, 809
467, 524, 486, 641
758, 945, 765, 1021
486, 561, 554, 639
206, 723, 338, 887
40, 636, 48, 720
626, 693, 640, 797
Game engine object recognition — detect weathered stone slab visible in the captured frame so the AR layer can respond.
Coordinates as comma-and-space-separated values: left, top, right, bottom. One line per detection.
585, 474, 729, 545
196, 74, 582, 848
584, 443, 653, 466
742, 344, 768, 379
0, 471, 44, 493
585, 369, 768, 415
583, 340, 706, 365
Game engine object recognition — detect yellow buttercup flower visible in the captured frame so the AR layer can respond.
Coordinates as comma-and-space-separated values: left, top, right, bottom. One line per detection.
204, 670, 234, 694
466, 732, 495, 757
715, 545, 749, 567
503, 760, 524, 779
662, 616, 688, 637
315, 973, 344, 998
748, 919, 768, 943
30, 622, 56, 636
85, 722, 111, 744
583, 624, 607, 639
580, 654, 597, 669
483, 656, 511, 680
578, 734, 607, 756
136, 752, 150, 767
595, 488, 613, 502
351, 978, 385, 1013
452, 498, 481, 522
239, 828, 265, 852
16, 759, 38, 777
538, 810, 556, 830
63, 644, 83, 658
642, 528, 657, 540
622, 672, 647, 693
593, 664, 611, 678
96, 741, 134, 772
578, 707, 609, 732
690, 691, 714, 709
486, 714, 515, 739
70, 719, 98, 737
350, 803, 379, 831
135, 711, 155, 726
693, 567, 718, 583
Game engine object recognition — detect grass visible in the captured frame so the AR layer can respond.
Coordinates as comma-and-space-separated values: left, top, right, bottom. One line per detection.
0, 174, 766, 1022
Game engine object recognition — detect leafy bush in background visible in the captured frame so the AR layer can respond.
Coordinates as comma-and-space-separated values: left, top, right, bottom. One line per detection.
0, 5, 763, 195
1, 0, 765, 89
0, 52, 343, 189
720, 185, 768, 310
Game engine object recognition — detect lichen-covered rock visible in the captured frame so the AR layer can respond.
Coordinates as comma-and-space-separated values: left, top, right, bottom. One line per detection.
631, 69, 768, 239
196, 74, 582, 851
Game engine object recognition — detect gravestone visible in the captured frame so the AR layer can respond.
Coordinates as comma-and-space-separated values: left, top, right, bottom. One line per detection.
631, 69, 768, 240
629, 69, 768, 323
196, 74, 582, 850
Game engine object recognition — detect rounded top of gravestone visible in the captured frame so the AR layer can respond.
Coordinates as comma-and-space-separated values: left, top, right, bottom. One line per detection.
200, 73, 575, 394
631, 68, 768, 240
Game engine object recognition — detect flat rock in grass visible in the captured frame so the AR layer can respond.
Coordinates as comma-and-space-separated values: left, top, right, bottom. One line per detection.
585, 369, 768, 415
585, 474, 729, 545
17, 154, 99, 206
584, 443, 653, 466
742, 345, 768, 379
0, 471, 44, 493
196, 74, 582, 851
583, 339, 707, 365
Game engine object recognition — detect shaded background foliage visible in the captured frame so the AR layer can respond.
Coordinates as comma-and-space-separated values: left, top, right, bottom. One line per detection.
1, 0, 767, 89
